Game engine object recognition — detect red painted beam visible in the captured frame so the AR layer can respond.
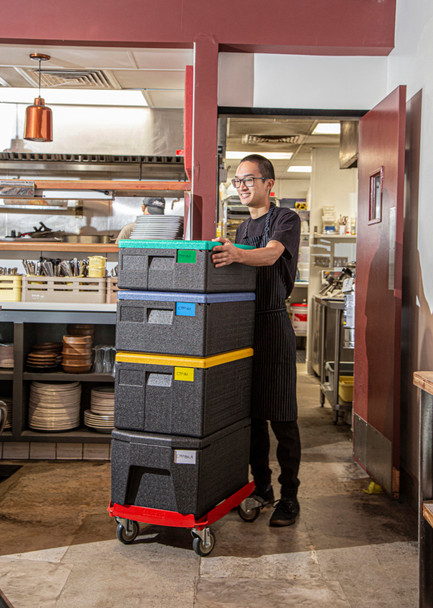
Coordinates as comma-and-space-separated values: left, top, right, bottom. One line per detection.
191, 37, 219, 240
184, 66, 193, 183
0, 0, 396, 56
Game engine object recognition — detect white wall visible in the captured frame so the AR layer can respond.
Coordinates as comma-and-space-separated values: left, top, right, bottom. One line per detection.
388, 0, 433, 313
310, 148, 357, 233
218, 53, 387, 110
218, 54, 254, 107
0, 105, 184, 156
275, 179, 310, 200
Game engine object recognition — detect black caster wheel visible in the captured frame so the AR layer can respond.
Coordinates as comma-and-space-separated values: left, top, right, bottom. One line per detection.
192, 530, 216, 556
116, 520, 139, 544
238, 503, 260, 522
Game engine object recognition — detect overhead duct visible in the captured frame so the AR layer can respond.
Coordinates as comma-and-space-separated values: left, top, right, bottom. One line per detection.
339, 121, 359, 169
16, 67, 120, 89
241, 134, 301, 145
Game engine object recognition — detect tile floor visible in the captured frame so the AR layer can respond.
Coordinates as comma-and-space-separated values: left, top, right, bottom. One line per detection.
0, 365, 418, 607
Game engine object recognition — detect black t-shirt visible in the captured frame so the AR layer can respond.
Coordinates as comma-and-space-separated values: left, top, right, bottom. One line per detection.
235, 207, 301, 297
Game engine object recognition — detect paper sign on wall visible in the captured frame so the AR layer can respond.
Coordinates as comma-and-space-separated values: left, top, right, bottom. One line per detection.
174, 367, 194, 382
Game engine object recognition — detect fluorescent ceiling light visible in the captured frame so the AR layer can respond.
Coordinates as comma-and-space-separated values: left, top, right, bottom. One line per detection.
312, 123, 341, 135
0, 88, 148, 106
287, 166, 312, 173
226, 151, 293, 160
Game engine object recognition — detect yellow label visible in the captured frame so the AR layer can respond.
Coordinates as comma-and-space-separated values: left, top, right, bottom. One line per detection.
174, 367, 194, 382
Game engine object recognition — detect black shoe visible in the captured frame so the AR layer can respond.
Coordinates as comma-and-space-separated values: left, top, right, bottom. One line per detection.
269, 497, 300, 527
250, 484, 275, 507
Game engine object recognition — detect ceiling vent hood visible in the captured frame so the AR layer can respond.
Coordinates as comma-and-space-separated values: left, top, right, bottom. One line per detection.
16, 68, 119, 89
241, 134, 301, 145
0, 152, 186, 180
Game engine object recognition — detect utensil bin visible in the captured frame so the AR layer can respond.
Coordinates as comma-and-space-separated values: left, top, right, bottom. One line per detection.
115, 349, 253, 437
22, 276, 106, 304
116, 291, 255, 356
110, 418, 251, 517
106, 277, 119, 303
0, 275, 22, 302
324, 361, 354, 385
118, 239, 256, 293
338, 376, 354, 402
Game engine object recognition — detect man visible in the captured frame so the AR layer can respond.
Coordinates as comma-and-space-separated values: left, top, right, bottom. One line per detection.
116, 197, 165, 242
212, 154, 301, 526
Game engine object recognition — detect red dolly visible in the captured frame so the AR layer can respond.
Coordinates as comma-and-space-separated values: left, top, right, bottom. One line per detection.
108, 480, 259, 556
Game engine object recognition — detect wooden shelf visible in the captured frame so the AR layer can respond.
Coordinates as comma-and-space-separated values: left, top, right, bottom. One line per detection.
313, 232, 356, 240
423, 502, 433, 529
0, 242, 118, 253
0, 369, 13, 380
31, 179, 190, 197
414, 371, 433, 397
20, 428, 111, 443
23, 372, 114, 382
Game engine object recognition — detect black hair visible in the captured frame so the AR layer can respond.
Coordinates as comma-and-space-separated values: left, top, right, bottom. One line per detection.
240, 154, 275, 180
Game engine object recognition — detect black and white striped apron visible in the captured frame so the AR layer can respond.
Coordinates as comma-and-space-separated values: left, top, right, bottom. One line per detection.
241, 205, 298, 421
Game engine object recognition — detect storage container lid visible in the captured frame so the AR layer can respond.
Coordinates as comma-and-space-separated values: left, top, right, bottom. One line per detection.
118, 239, 253, 250
116, 347, 254, 368
112, 417, 251, 448
117, 290, 255, 303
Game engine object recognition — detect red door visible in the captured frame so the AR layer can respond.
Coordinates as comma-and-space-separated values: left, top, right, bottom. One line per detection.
353, 86, 406, 497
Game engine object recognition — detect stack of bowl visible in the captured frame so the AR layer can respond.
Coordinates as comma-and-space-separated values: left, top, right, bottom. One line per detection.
0, 343, 14, 368
1, 396, 12, 430
62, 335, 93, 373
88, 256, 106, 278
67, 324, 95, 340
26, 342, 62, 372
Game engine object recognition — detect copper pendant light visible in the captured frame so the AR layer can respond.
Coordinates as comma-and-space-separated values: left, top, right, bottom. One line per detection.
24, 53, 53, 142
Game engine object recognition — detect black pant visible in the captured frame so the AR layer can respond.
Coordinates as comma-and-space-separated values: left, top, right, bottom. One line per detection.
250, 418, 301, 499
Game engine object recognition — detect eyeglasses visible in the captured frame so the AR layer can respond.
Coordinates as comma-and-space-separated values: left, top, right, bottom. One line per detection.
231, 177, 267, 188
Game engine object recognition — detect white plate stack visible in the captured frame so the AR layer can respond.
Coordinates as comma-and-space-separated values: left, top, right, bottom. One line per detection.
130, 215, 183, 240
28, 381, 81, 431
1, 397, 12, 430
84, 386, 115, 433
0, 343, 14, 368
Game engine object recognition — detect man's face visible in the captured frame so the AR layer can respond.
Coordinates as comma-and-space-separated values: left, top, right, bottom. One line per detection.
234, 161, 273, 208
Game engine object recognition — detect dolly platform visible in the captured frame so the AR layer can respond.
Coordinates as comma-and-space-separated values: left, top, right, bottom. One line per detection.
108, 480, 255, 556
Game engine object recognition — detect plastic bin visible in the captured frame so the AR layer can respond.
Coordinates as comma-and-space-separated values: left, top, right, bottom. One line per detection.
110, 418, 251, 517
115, 348, 253, 437
116, 290, 255, 357
106, 277, 119, 303
291, 302, 308, 333
22, 276, 106, 303
117, 239, 256, 293
324, 361, 354, 385
0, 275, 22, 302
338, 376, 354, 402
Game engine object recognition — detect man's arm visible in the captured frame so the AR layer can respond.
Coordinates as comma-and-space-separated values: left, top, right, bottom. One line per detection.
211, 238, 285, 268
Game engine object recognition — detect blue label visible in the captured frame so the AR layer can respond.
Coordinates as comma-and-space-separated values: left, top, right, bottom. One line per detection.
175, 302, 196, 317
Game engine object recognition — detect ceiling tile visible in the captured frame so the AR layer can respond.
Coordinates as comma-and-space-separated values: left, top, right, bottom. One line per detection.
146, 90, 185, 108
113, 70, 185, 89
132, 49, 193, 70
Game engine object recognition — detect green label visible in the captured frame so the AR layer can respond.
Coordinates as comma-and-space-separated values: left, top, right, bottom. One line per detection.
177, 250, 197, 264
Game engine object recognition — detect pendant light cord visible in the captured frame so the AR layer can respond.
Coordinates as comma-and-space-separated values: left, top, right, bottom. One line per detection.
38, 58, 41, 98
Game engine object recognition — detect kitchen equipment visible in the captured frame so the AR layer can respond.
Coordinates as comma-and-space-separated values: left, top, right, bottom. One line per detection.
62, 235, 113, 244
115, 349, 253, 437
118, 240, 256, 293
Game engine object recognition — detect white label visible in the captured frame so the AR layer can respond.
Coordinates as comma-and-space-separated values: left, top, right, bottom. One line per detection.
174, 450, 197, 465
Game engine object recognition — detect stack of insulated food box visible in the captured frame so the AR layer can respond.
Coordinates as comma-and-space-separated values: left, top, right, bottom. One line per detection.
111, 240, 256, 518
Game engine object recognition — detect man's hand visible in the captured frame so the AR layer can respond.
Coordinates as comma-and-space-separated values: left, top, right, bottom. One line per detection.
211, 238, 242, 267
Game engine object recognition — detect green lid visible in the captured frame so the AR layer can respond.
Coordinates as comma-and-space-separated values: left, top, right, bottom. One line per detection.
118, 239, 253, 250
